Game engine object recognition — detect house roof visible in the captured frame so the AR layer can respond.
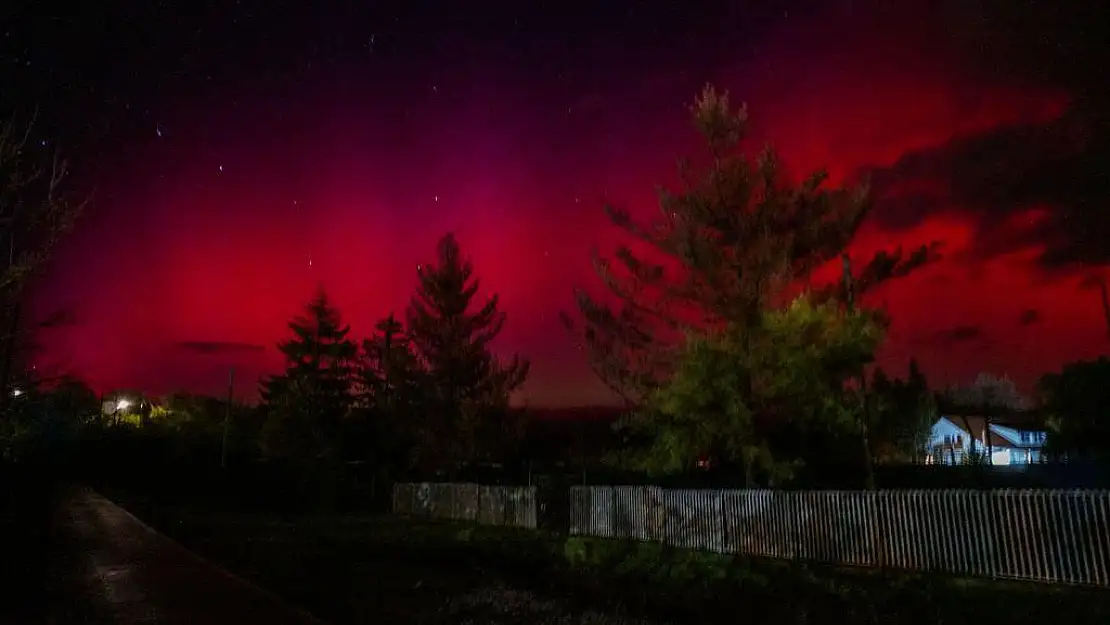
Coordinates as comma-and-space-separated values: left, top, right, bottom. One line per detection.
940, 415, 1046, 449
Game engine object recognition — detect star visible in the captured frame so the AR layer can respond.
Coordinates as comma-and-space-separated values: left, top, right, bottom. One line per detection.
156, 124, 163, 138
433, 195, 439, 202
218, 165, 224, 173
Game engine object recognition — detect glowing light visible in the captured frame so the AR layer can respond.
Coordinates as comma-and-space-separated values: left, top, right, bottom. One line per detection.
116, 398, 132, 411
11, 388, 22, 397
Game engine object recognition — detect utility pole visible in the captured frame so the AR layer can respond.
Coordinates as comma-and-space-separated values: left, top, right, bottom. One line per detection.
220, 367, 235, 470
1099, 276, 1110, 342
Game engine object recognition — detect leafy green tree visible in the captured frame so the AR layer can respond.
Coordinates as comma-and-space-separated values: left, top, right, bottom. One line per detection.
1039, 357, 1110, 462
619, 296, 884, 485
563, 85, 935, 405
260, 287, 357, 464
406, 233, 529, 472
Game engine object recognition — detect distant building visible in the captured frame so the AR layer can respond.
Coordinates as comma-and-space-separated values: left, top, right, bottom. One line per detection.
925, 415, 1048, 466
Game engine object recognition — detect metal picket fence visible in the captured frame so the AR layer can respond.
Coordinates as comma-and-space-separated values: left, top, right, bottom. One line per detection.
393, 482, 538, 529
569, 486, 1110, 587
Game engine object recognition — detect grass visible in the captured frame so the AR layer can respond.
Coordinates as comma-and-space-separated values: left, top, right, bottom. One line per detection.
108, 490, 1110, 625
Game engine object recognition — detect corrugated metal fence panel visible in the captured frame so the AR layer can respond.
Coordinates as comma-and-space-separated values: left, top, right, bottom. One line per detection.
569, 486, 1110, 587
584, 487, 724, 551
478, 485, 538, 529
393, 482, 537, 529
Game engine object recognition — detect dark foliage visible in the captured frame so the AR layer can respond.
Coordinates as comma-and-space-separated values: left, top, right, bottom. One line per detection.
406, 233, 530, 471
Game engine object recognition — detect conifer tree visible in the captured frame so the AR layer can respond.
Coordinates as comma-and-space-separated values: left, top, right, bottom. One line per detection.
260, 287, 357, 463
406, 233, 529, 470
562, 85, 936, 403
357, 312, 424, 471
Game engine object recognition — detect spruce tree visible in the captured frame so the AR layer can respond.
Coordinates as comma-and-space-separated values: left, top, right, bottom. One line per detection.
358, 312, 424, 472
562, 84, 936, 403
406, 233, 529, 471
260, 287, 357, 464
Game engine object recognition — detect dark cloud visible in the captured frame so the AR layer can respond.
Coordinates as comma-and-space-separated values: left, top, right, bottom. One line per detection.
934, 1, 1110, 96
868, 97, 1110, 269
1079, 273, 1108, 291
1018, 309, 1042, 326
37, 306, 79, 329
176, 341, 266, 356
937, 325, 984, 345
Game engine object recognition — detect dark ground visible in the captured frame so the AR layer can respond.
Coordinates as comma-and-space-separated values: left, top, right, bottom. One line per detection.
1, 477, 324, 625
5, 472, 1110, 625
104, 489, 1110, 625
101, 490, 666, 625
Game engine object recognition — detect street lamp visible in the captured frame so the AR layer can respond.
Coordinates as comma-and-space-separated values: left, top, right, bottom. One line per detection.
11, 388, 22, 397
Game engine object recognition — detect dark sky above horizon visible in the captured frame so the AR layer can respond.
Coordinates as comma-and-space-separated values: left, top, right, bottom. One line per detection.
5, 1, 1110, 405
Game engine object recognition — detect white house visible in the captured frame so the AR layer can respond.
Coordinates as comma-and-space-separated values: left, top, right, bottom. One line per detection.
925, 415, 1047, 466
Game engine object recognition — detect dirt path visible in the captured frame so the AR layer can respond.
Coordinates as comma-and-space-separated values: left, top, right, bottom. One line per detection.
51, 487, 325, 625
57, 489, 672, 625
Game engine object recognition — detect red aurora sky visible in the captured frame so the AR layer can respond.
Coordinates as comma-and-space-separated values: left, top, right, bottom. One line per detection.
9, 1, 1110, 405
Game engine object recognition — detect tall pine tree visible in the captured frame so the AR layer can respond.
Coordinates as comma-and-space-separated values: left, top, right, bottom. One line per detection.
260, 287, 357, 464
563, 85, 936, 404
357, 312, 424, 472
406, 233, 529, 471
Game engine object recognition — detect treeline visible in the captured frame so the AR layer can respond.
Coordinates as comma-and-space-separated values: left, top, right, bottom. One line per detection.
4, 85, 1110, 501
256, 232, 529, 483
0, 233, 532, 509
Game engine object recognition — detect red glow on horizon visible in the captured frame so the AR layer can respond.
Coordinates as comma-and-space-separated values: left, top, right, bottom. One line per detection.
26, 12, 1107, 406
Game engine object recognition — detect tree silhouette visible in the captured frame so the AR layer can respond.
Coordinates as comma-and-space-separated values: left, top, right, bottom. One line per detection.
1039, 357, 1110, 462
562, 84, 936, 404
0, 115, 85, 417
357, 312, 424, 472
406, 233, 529, 472
260, 287, 357, 464
868, 359, 936, 464
945, 372, 1029, 463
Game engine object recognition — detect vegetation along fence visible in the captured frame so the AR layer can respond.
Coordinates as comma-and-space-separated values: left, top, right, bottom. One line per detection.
392, 482, 538, 529
569, 486, 1110, 587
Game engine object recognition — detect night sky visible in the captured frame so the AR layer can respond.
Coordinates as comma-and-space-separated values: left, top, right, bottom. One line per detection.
5, 1, 1109, 405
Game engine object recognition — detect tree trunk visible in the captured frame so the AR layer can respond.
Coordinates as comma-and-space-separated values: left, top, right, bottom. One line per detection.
860, 419, 876, 490
983, 404, 993, 465
959, 415, 978, 463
